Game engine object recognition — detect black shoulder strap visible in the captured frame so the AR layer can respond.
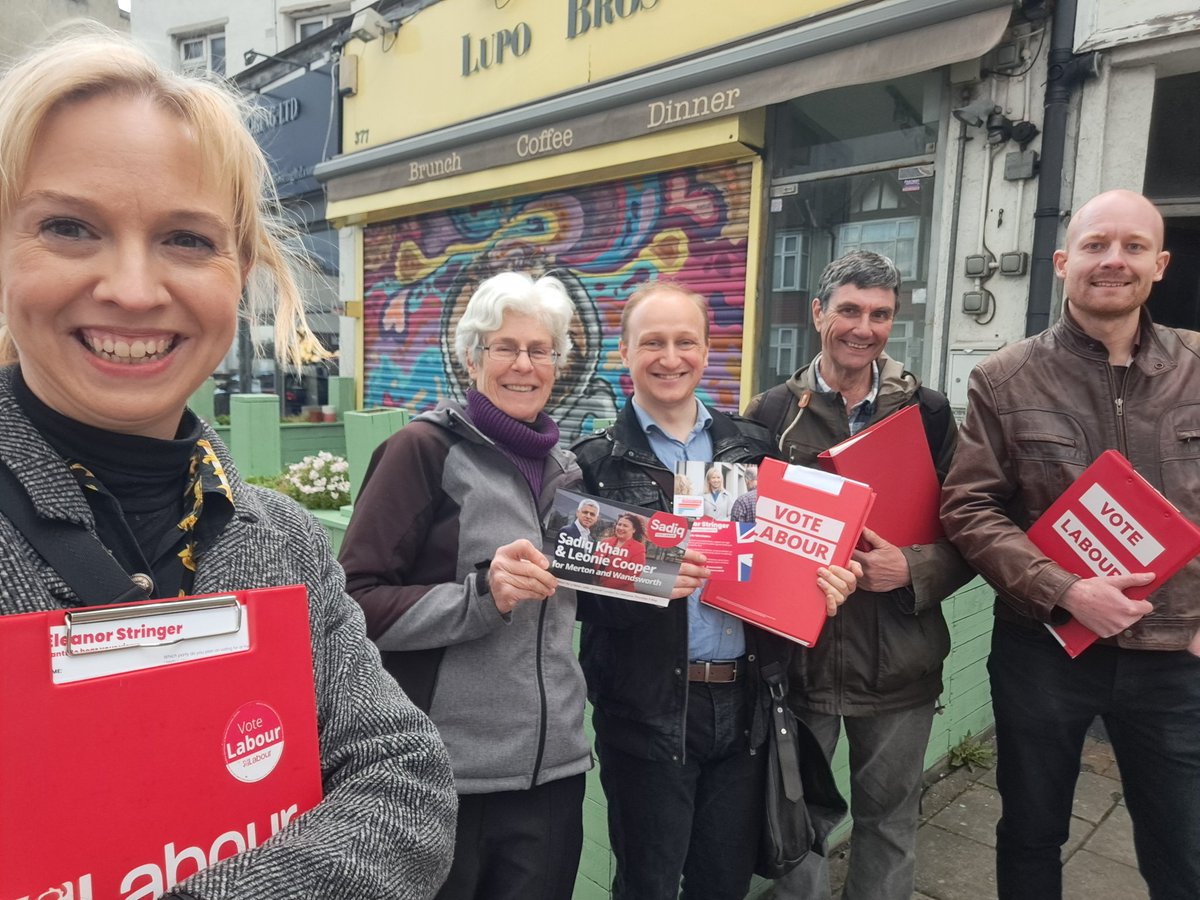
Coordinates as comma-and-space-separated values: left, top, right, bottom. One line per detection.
914, 387, 952, 466
751, 386, 803, 456
0, 461, 149, 605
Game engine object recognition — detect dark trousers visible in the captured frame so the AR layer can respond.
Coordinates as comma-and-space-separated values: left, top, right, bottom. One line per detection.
989, 619, 1200, 900
436, 774, 585, 900
596, 681, 765, 900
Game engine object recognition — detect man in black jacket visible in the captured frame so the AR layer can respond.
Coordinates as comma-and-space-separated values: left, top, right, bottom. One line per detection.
745, 251, 974, 900
573, 280, 856, 900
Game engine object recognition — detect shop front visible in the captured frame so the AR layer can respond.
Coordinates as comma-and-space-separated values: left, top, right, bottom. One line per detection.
317, 0, 1013, 431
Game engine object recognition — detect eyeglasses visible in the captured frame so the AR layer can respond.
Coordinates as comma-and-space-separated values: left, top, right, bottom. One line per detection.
481, 344, 560, 367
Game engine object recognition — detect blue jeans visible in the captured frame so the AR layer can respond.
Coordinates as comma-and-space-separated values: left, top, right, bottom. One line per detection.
990, 619, 1200, 900
772, 703, 936, 900
595, 681, 764, 900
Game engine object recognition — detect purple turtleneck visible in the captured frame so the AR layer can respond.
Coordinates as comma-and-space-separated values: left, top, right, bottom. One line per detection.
466, 388, 560, 498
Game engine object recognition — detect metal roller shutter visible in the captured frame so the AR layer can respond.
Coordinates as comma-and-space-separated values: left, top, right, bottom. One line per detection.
361, 159, 753, 441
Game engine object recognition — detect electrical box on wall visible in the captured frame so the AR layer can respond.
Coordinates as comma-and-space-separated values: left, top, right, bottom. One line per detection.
336, 54, 359, 97
964, 255, 989, 277
947, 348, 1001, 408
962, 291, 991, 314
1004, 149, 1039, 181
999, 252, 1029, 276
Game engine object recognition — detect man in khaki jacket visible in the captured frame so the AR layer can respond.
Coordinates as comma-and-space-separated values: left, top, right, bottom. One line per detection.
747, 251, 972, 900
941, 190, 1200, 900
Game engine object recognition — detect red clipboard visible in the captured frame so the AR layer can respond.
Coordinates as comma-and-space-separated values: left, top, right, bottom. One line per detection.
817, 403, 944, 547
0, 585, 323, 899
702, 458, 875, 646
1027, 451, 1200, 657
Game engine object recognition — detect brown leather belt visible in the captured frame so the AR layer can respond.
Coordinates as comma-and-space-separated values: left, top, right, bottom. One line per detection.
687, 660, 740, 683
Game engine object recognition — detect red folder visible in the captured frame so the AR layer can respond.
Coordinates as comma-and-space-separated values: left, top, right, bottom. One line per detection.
816, 404, 943, 547
1026, 450, 1200, 657
0, 586, 323, 899
702, 457, 875, 646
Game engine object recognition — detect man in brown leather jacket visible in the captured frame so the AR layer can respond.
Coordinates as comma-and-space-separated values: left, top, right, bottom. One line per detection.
941, 190, 1200, 900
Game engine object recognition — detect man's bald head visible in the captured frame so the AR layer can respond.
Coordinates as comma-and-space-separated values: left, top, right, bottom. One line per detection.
1064, 189, 1165, 250
1053, 189, 1170, 336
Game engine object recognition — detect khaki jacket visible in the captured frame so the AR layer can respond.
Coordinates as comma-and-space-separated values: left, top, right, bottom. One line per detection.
746, 355, 974, 716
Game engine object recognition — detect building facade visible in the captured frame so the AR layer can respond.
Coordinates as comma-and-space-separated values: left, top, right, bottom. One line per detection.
0, 0, 128, 57
316, 0, 1028, 434
129, 0, 350, 78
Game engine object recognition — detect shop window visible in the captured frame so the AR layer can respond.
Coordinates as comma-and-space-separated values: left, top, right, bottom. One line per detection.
179, 31, 226, 75
884, 320, 916, 369
772, 232, 808, 292
769, 326, 799, 376
758, 70, 942, 390
838, 217, 920, 281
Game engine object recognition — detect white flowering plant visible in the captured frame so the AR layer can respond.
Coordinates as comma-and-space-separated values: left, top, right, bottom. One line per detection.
281, 451, 351, 510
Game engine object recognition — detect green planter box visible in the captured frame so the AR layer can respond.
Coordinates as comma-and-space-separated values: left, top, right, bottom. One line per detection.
280, 422, 346, 466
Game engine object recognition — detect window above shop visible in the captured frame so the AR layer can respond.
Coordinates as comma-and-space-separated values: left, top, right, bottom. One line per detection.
770, 72, 941, 179
178, 30, 226, 76
283, 2, 351, 46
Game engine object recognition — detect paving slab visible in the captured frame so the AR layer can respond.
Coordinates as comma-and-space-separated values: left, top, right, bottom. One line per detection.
1078, 801, 1138, 869
927, 783, 1002, 848
1062, 849, 1149, 900
914, 825, 997, 900
1080, 736, 1118, 777
1071, 770, 1125, 825
920, 765, 980, 821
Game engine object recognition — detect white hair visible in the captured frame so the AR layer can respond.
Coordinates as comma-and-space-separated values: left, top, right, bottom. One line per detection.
454, 272, 575, 373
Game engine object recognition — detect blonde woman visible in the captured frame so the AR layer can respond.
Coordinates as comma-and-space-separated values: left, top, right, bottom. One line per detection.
0, 30, 454, 897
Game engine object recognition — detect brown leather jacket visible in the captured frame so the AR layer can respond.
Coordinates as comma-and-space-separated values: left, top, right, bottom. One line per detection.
941, 308, 1200, 651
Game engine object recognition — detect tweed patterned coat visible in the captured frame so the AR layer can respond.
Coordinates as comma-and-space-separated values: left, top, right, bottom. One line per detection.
0, 366, 457, 899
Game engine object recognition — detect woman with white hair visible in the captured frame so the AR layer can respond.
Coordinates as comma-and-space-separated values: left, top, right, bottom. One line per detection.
342, 272, 687, 899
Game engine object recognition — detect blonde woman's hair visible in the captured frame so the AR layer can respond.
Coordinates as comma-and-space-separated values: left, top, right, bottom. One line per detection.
0, 25, 323, 368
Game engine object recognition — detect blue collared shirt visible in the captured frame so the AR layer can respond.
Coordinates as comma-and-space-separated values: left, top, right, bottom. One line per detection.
813, 357, 880, 436
630, 397, 747, 662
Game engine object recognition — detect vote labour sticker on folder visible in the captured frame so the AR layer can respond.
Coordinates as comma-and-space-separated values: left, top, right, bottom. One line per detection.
0, 585, 323, 900
1027, 450, 1200, 657
702, 458, 875, 646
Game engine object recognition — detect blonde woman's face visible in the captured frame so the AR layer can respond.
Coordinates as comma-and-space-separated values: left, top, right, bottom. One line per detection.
0, 94, 243, 438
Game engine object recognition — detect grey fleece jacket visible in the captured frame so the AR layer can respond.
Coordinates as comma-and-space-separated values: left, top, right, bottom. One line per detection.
0, 367, 457, 899
341, 403, 592, 795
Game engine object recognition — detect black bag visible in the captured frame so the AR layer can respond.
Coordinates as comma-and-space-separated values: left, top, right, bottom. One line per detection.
755, 661, 849, 878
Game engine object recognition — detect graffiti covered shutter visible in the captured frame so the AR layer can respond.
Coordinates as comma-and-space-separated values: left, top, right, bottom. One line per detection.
361, 159, 753, 441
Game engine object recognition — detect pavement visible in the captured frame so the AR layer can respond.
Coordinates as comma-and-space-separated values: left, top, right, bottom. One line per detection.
758, 724, 1149, 900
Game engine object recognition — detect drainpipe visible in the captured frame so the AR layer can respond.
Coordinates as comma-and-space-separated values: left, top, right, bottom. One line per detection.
1025, 0, 1100, 335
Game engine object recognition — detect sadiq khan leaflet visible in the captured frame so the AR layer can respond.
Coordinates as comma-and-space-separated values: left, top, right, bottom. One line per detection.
544, 490, 690, 606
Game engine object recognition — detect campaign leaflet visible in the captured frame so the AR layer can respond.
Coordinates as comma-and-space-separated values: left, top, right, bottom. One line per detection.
685, 519, 756, 583
673, 461, 757, 582
545, 490, 690, 606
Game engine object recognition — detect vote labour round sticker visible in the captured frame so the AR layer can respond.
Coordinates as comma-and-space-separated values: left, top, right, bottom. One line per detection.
223, 700, 285, 783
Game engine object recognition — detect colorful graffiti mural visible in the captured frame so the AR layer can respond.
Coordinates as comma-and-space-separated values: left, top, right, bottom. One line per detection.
361, 160, 752, 440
